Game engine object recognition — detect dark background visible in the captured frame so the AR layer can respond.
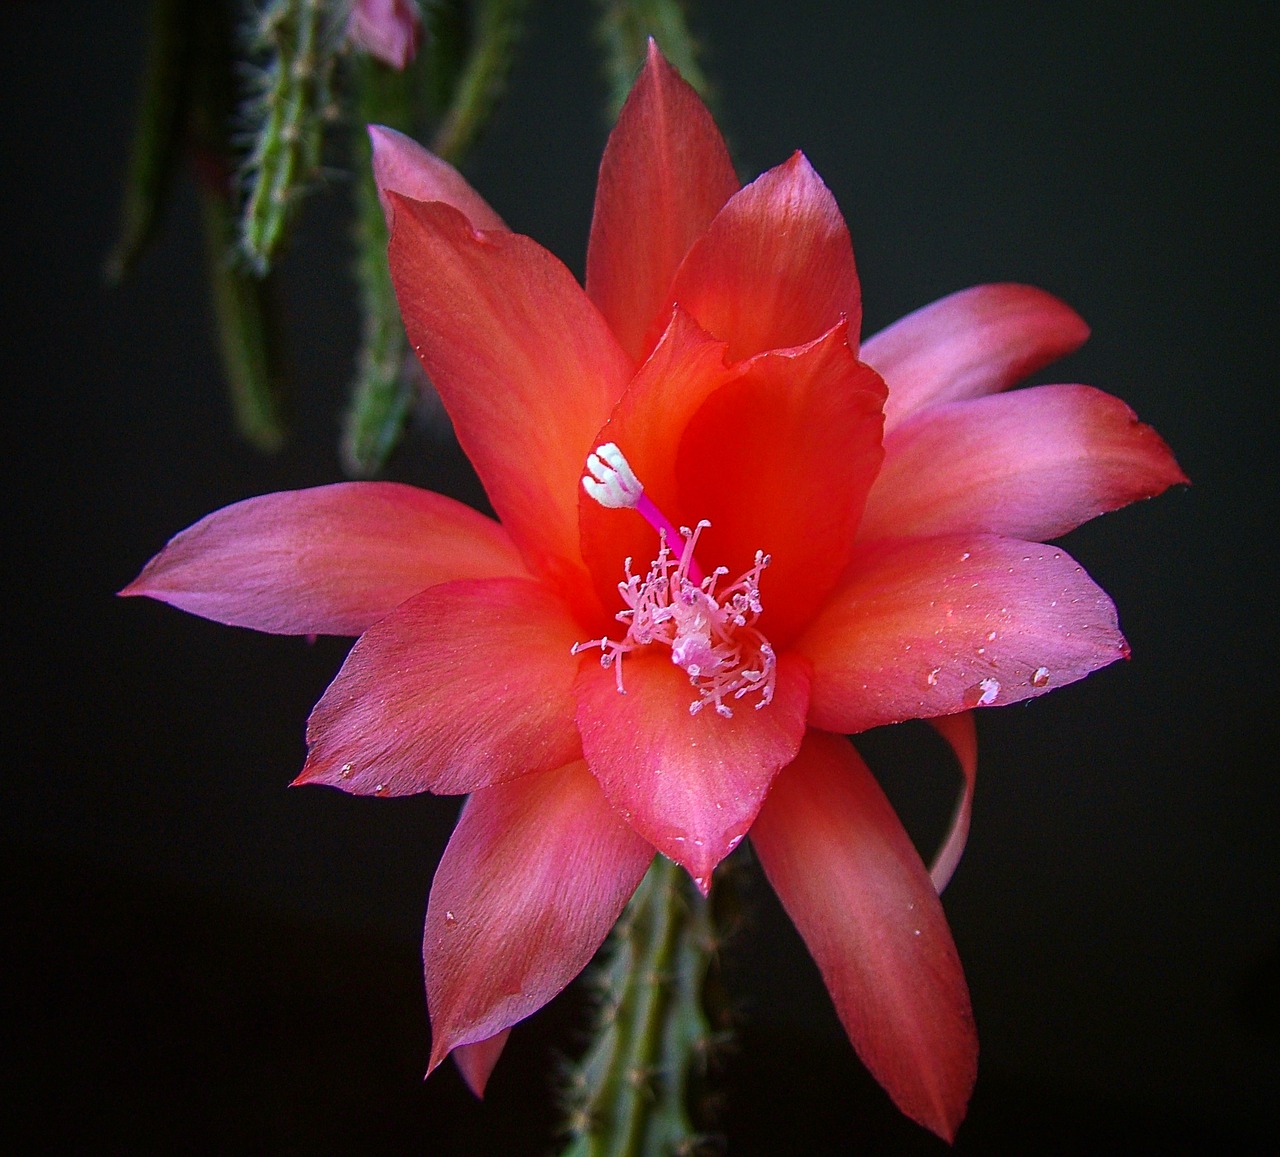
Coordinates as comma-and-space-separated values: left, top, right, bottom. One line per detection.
4, 2, 1276, 1152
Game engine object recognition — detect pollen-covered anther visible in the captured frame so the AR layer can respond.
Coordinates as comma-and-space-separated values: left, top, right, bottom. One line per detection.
575, 520, 777, 718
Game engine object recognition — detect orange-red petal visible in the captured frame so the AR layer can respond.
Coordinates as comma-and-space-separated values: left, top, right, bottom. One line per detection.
666, 152, 862, 363
860, 384, 1187, 542
586, 41, 739, 365
388, 196, 633, 611
120, 483, 527, 635
674, 322, 886, 645
862, 283, 1090, 432
424, 761, 653, 1071
750, 730, 977, 1141
799, 534, 1129, 733
573, 650, 811, 891
298, 578, 582, 796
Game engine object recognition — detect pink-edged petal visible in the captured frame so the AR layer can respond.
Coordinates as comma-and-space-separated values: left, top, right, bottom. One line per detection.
573, 650, 810, 891
586, 40, 739, 365
369, 125, 507, 231
389, 196, 633, 610
675, 321, 886, 646
452, 1030, 510, 1098
798, 534, 1129, 734
120, 483, 527, 636
424, 760, 653, 1071
751, 730, 977, 1141
862, 284, 1090, 432
860, 384, 1188, 542
298, 578, 582, 796
666, 152, 862, 363
926, 712, 977, 893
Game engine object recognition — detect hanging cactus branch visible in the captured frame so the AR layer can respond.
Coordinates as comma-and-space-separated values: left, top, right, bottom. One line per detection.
561, 855, 728, 1157
431, 0, 529, 163
341, 53, 419, 476
594, 0, 712, 120
237, 0, 342, 276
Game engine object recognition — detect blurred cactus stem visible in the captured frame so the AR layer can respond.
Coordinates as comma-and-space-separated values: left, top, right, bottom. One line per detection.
105, 0, 193, 284
196, 0, 289, 450
561, 854, 728, 1157
341, 52, 418, 477
341, 0, 529, 475
594, 0, 711, 119
238, 0, 342, 276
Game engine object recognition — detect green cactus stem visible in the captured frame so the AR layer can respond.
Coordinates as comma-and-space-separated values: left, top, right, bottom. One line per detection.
561, 854, 729, 1157
238, 0, 341, 276
340, 52, 419, 477
594, 0, 712, 120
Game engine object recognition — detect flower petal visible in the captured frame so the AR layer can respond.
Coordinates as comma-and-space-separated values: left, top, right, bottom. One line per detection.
862, 284, 1090, 432
578, 309, 736, 625
860, 384, 1188, 542
675, 322, 886, 646
926, 712, 977, 894
369, 125, 507, 231
297, 578, 583, 796
586, 40, 739, 365
347, 0, 422, 70
667, 152, 862, 363
452, 1031, 510, 1098
751, 730, 977, 1142
120, 483, 527, 635
798, 534, 1129, 734
573, 650, 810, 891
388, 195, 633, 610
424, 761, 653, 1071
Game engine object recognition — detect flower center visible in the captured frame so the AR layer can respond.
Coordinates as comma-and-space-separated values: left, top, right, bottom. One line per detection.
574, 443, 777, 718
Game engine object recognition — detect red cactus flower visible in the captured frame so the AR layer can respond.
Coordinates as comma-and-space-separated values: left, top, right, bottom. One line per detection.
123, 44, 1184, 1140
346, 0, 422, 70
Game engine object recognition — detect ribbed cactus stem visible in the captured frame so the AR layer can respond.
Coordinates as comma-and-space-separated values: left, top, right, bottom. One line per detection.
561, 855, 724, 1157
238, 0, 339, 275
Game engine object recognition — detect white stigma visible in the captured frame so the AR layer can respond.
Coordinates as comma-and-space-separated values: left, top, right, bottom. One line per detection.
582, 442, 643, 509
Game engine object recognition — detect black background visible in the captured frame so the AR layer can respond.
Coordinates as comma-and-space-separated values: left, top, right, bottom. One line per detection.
3, 2, 1276, 1152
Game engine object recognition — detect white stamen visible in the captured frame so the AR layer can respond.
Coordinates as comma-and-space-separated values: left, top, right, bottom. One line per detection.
582, 442, 643, 509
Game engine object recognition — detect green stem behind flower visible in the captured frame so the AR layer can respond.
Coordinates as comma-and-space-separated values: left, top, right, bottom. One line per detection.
238, 0, 341, 276
561, 855, 725, 1157
594, 0, 712, 120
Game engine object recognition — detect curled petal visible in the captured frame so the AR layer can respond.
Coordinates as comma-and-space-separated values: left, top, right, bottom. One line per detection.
120, 483, 526, 636
799, 535, 1129, 734
862, 284, 1090, 432
667, 152, 862, 362
751, 731, 977, 1141
389, 197, 633, 610
587, 40, 739, 364
573, 651, 811, 891
298, 578, 583, 796
676, 321, 886, 646
424, 761, 653, 1071
578, 310, 735, 626
927, 712, 977, 894
860, 384, 1188, 542
369, 125, 507, 231
452, 1031, 510, 1098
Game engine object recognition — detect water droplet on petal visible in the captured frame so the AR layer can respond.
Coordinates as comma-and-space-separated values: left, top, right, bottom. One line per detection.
1032, 666, 1051, 688
373, 783, 388, 795
965, 678, 1001, 707
926, 667, 941, 688
444, 910, 456, 924
339, 763, 354, 779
